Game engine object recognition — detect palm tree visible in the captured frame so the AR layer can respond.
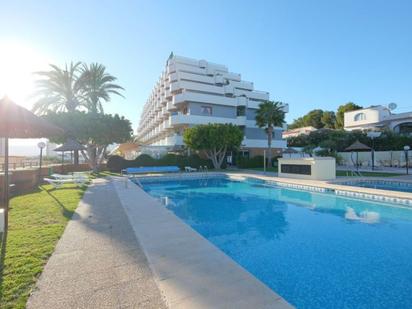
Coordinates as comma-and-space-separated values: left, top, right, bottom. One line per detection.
255, 101, 286, 167
32, 62, 84, 114
79, 63, 124, 113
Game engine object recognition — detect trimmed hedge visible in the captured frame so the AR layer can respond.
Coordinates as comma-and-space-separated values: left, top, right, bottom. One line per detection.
107, 154, 213, 172
236, 155, 278, 168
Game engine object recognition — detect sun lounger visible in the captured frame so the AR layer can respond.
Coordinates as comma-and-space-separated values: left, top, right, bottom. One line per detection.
123, 166, 180, 175
44, 177, 85, 188
51, 173, 77, 179
45, 175, 88, 188
52, 173, 88, 181
72, 171, 92, 177
184, 166, 197, 172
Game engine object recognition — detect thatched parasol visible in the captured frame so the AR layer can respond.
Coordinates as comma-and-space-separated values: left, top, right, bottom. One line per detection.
344, 140, 372, 171
344, 140, 371, 152
54, 138, 86, 170
0, 96, 64, 243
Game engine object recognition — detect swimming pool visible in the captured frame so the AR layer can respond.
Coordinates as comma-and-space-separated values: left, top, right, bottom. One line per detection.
343, 179, 412, 193
141, 177, 412, 308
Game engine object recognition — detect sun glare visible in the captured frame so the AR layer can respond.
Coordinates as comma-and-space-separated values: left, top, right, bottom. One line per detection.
0, 40, 51, 109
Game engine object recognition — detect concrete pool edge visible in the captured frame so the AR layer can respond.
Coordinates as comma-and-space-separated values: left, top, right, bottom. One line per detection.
128, 171, 412, 206
229, 172, 412, 207
111, 176, 293, 309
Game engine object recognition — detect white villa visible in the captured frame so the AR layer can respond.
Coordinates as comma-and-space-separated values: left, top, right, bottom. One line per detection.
136, 54, 289, 157
344, 105, 412, 134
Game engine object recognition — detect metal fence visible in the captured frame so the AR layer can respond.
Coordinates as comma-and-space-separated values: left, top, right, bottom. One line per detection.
0, 161, 69, 171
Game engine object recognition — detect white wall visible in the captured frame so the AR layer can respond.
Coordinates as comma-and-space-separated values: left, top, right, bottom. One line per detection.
278, 157, 336, 180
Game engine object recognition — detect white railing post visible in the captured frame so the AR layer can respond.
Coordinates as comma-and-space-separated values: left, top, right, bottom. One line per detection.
263, 150, 266, 174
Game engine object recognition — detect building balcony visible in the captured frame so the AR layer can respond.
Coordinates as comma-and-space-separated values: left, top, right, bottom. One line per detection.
173, 92, 237, 107
167, 101, 177, 111
169, 72, 178, 82
237, 96, 248, 106
170, 81, 181, 93
236, 116, 246, 125
165, 134, 184, 146
170, 114, 244, 126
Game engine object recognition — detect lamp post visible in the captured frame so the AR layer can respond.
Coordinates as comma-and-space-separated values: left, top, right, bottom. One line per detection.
367, 131, 381, 170
404, 145, 410, 175
37, 142, 46, 183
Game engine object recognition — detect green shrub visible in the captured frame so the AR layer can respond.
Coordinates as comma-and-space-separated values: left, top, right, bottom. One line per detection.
315, 149, 343, 164
134, 154, 157, 166
107, 155, 126, 172
106, 154, 213, 172
237, 155, 278, 168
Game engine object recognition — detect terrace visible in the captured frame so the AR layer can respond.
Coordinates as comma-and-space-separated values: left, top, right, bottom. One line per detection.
2, 167, 412, 308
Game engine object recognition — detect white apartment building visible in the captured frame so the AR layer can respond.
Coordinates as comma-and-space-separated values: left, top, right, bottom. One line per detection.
344, 105, 412, 134
136, 54, 288, 156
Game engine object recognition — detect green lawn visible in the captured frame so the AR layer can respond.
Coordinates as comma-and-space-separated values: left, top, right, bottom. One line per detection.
0, 184, 86, 309
90, 170, 121, 178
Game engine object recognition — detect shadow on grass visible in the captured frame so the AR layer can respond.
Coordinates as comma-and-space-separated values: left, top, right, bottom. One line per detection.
42, 185, 86, 220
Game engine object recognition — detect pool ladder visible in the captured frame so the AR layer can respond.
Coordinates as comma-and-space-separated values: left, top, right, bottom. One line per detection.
346, 169, 363, 177
199, 166, 209, 182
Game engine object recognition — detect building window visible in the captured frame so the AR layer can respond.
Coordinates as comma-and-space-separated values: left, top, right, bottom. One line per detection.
201, 106, 212, 116
394, 123, 412, 135
354, 113, 366, 121
182, 106, 188, 115
236, 106, 245, 116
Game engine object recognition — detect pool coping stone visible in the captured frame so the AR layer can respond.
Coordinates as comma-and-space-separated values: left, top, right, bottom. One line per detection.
112, 176, 293, 309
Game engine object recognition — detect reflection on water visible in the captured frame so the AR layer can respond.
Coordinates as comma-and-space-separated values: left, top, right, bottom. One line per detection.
143, 178, 412, 309
166, 191, 289, 242
345, 207, 381, 224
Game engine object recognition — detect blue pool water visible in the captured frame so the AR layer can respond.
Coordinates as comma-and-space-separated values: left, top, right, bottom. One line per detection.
141, 177, 412, 309
344, 180, 412, 193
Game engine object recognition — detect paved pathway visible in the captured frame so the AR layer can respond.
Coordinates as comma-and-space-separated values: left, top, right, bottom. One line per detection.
27, 178, 167, 309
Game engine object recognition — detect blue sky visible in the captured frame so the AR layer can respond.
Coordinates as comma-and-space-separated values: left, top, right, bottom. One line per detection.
1, 0, 412, 131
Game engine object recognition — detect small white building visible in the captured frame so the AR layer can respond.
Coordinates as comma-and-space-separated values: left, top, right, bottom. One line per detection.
344, 105, 412, 134
278, 157, 336, 180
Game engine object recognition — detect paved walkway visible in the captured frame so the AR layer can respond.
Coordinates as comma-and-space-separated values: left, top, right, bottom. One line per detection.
27, 178, 167, 309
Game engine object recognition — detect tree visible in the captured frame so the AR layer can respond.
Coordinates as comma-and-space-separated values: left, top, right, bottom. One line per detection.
32, 62, 84, 114
183, 123, 243, 169
302, 109, 324, 129
336, 102, 362, 129
33, 61, 125, 164
44, 112, 133, 171
79, 63, 125, 113
255, 101, 286, 166
288, 116, 305, 129
321, 111, 336, 129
